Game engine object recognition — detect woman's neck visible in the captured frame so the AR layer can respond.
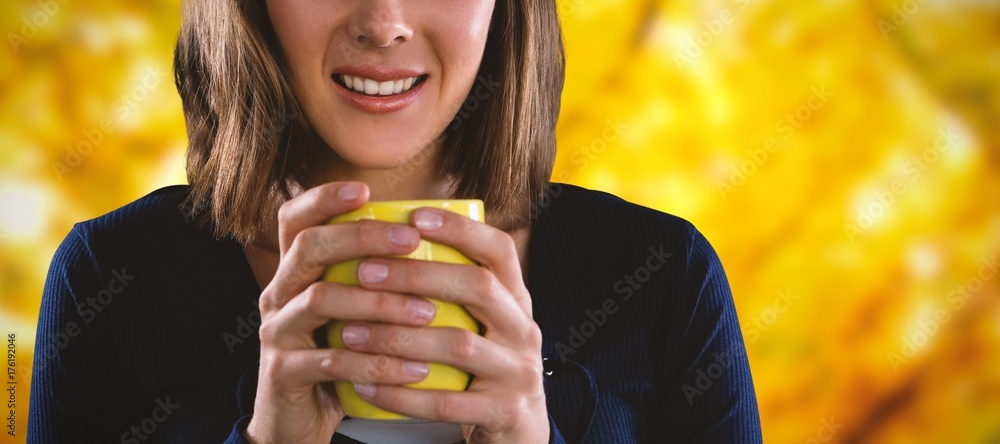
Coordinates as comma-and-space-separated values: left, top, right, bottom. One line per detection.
239, 140, 534, 290
249, 138, 534, 252
313, 147, 459, 204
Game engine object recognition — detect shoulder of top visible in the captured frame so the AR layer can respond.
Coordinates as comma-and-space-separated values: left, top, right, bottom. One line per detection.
70, 184, 199, 246
547, 182, 721, 263
548, 182, 699, 236
549, 183, 725, 278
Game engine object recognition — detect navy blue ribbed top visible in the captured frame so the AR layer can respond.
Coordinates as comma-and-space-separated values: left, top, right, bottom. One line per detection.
29, 182, 761, 443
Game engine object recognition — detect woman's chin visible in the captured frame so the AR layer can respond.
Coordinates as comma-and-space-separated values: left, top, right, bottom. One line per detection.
331, 146, 434, 171
314, 125, 444, 172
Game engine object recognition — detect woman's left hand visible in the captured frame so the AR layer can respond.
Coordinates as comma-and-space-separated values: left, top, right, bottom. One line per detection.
340, 207, 549, 443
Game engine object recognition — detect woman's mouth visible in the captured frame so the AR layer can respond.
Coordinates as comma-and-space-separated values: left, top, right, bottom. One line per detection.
332, 74, 429, 97
330, 72, 429, 114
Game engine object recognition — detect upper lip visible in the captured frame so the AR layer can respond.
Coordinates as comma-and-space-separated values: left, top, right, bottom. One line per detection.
332, 65, 426, 82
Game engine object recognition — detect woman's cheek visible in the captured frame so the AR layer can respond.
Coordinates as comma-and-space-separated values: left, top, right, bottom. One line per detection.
427, 0, 494, 47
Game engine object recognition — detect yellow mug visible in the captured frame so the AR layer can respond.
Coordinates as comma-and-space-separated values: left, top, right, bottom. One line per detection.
322, 199, 483, 420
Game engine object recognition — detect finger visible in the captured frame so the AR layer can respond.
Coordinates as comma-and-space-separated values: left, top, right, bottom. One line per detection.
352, 385, 511, 429
408, 207, 531, 311
277, 181, 369, 257
262, 220, 421, 311
266, 282, 437, 346
339, 322, 524, 379
355, 258, 532, 339
264, 348, 431, 391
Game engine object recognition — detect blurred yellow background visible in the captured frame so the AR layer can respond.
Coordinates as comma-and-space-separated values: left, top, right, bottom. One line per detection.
2, 0, 999, 442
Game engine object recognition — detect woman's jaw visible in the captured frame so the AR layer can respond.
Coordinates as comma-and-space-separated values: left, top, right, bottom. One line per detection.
307, 132, 458, 204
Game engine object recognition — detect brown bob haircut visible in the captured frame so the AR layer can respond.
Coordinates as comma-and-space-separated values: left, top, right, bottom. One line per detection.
174, 1, 566, 245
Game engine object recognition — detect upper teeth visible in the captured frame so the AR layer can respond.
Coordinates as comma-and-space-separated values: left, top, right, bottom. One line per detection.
338, 74, 420, 96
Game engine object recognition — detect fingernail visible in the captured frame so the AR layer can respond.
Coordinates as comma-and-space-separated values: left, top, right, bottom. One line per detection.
354, 382, 377, 398
358, 261, 388, 284
403, 361, 429, 378
338, 183, 362, 200
387, 225, 418, 247
342, 324, 369, 346
407, 298, 437, 323
413, 209, 443, 231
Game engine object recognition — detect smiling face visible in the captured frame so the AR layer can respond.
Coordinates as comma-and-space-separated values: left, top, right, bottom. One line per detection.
265, 0, 496, 171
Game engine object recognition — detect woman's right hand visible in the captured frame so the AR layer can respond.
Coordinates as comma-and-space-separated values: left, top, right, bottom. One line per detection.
243, 181, 437, 444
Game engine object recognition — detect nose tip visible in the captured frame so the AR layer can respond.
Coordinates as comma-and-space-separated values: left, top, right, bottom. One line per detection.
356, 26, 411, 48
351, 8, 414, 48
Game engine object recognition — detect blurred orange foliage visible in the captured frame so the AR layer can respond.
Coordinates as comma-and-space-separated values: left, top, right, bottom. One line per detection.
1, 0, 998, 443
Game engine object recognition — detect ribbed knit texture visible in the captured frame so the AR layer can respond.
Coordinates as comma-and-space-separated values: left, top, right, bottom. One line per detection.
28, 182, 761, 443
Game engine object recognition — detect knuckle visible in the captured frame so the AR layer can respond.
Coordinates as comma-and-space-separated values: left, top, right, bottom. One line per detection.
439, 277, 462, 304
299, 283, 325, 312
491, 402, 515, 430
320, 350, 346, 378
434, 394, 460, 419
523, 325, 543, 349
258, 289, 278, 315
515, 357, 542, 389
277, 200, 296, 226
371, 292, 396, 320
498, 231, 517, 256
263, 351, 291, 386
400, 261, 422, 288
472, 268, 500, 298
368, 355, 413, 385
457, 220, 479, 245
379, 326, 407, 355
294, 227, 337, 267
257, 320, 278, 344
360, 354, 393, 383
317, 184, 339, 203
257, 353, 281, 382
356, 220, 386, 250
449, 330, 478, 361
394, 327, 415, 349
293, 226, 320, 253
377, 388, 402, 411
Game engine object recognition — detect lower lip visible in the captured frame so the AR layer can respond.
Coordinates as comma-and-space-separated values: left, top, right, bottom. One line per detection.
333, 77, 426, 114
